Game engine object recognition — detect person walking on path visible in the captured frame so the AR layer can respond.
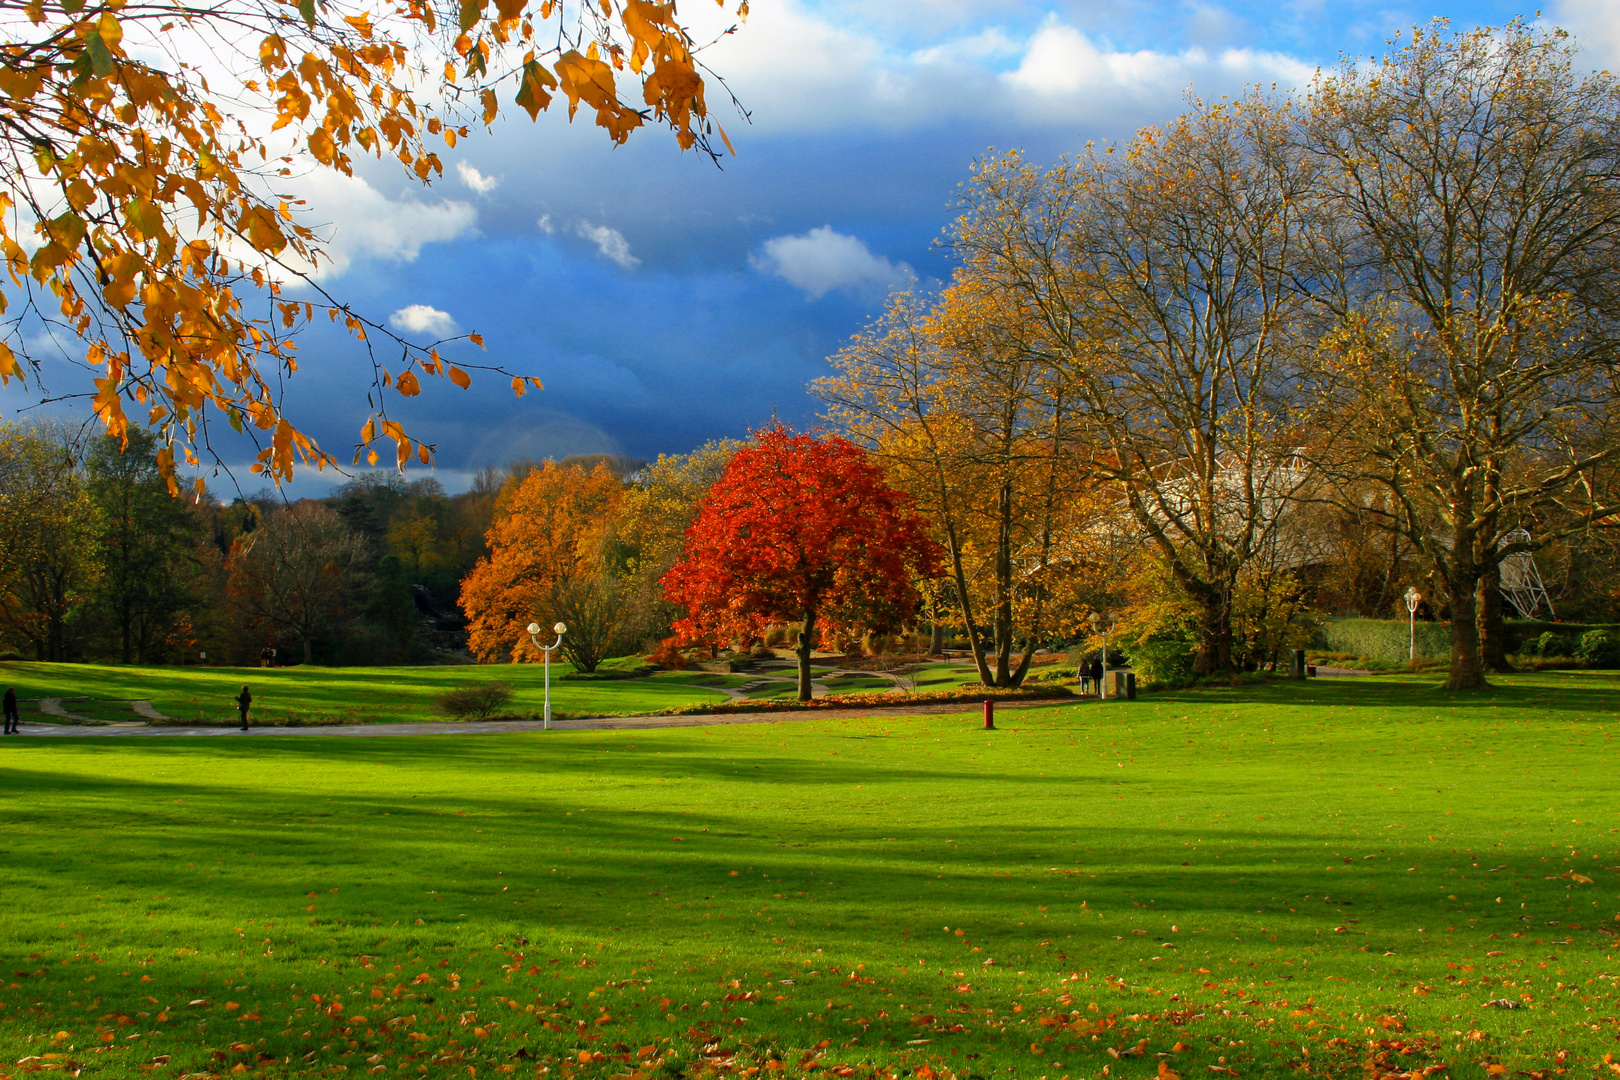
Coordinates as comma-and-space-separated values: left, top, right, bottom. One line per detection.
1089, 657, 1104, 696
3, 687, 17, 733
236, 685, 252, 731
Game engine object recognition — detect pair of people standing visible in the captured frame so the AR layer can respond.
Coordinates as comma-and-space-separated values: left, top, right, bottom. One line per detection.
1077, 657, 1105, 695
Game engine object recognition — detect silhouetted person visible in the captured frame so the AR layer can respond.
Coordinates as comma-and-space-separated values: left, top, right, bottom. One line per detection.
1089, 657, 1104, 696
3, 686, 17, 734
236, 685, 252, 731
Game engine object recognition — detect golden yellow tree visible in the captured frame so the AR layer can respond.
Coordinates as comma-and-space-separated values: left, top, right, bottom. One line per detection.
1300, 21, 1620, 689
816, 287, 1095, 687
949, 96, 1318, 676
0, 0, 743, 488
458, 460, 624, 667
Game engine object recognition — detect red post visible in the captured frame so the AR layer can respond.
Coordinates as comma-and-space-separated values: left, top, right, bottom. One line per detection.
983, 699, 995, 729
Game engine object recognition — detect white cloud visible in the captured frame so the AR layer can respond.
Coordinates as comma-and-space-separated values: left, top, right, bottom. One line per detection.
1002, 17, 1314, 115
457, 161, 500, 194
678, 0, 1317, 135
388, 304, 460, 338
577, 223, 639, 269
282, 170, 478, 282
1553, 0, 1620, 69
538, 214, 641, 269
750, 226, 912, 299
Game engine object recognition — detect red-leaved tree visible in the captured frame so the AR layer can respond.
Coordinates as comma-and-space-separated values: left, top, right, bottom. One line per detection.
662, 427, 941, 700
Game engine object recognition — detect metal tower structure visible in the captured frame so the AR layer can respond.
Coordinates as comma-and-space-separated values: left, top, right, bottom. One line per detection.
1499, 528, 1556, 619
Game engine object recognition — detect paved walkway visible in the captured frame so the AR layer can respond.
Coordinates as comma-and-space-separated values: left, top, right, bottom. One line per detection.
2, 698, 1085, 738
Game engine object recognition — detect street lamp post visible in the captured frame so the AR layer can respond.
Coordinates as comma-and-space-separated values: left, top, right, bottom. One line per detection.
1089, 611, 1117, 698
1404, 587, 1422, 662
527, 621, 568, 729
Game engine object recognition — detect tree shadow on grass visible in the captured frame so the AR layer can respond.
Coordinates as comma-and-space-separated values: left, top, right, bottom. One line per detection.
2, 753, 1600, 968
1140, 669, 1620, 717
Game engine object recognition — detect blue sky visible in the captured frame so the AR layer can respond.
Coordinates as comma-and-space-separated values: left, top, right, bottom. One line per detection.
7, 0, 1611, 497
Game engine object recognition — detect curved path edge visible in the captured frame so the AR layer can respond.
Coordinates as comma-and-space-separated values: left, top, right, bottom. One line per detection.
4, 697, 1088, 738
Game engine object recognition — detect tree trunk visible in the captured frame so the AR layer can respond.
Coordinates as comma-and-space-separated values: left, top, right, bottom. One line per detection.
1192, 587, 1232, 675
302, 636, 313, 666
992, 480, 1014, 686
1445, 586, 1488, 689
795, 609, 817, 702
1476, 565, 1515, 672
942, 521, 995, 687
928, 621, 944, 656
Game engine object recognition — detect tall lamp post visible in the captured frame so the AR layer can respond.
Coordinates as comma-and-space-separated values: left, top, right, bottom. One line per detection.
1089, 611, 1117, 698
527, 621, 567, 729
1404, 588, 1422, 662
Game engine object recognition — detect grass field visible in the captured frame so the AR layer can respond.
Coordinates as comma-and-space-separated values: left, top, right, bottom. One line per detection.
1, 671, 1617, 1080
0, 661, 734, 725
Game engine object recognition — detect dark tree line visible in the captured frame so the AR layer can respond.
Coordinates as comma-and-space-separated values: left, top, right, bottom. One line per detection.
0, 422, 636, 666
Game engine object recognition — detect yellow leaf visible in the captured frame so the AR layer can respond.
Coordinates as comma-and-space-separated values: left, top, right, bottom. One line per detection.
448, 366, 471, 389
96, 10, 123, 48
0, 341, 22, 383
468, 332, 484, 347
309, 127, 336, 165
718, 124, 735, 156
396, 370, 421, 396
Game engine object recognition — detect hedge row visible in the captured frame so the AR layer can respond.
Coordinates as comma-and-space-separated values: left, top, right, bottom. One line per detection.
663, 684, 1074, 716
1313, 618, 1620, 662
1313, 618, 1454, 662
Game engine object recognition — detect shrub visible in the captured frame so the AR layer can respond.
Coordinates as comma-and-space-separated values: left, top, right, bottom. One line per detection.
1575, 630, 1620, 668
1533, 631, 1574, 658
645, 636, 689, 671
1126, 631, 1198, 688
1315, 618, 1452, 663
435, 682, 515, 720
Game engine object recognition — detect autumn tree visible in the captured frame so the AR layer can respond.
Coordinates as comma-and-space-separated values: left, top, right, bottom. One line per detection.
948, 96, 1319, 675
0, 423, 102, 660
607, 438, 741, 644
1300, 21, 1620, 689
228, 501, 370, 663
85, 427, 205, 662
662, 427, 940, 701
815, 289, 1092, 687
458, 460, 637, 671
0, 0, 744, 488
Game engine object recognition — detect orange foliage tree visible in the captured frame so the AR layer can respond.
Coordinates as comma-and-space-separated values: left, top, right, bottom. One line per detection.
662, 426, 941, 701
458, 460, 622, 667
0, 0, 744, 489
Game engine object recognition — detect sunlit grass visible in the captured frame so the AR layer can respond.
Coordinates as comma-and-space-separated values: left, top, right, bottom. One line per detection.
0, 661, 730, 724
0, 671, 1616, 1080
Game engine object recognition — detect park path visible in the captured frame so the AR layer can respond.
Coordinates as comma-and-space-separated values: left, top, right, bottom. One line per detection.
3, 697, 1083, 738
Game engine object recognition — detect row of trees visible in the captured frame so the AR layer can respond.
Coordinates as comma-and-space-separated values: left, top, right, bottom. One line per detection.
457, 428, 940, 700
821, 21, 1620, 690
0, 421, 541, 665
458, 441, 740, 672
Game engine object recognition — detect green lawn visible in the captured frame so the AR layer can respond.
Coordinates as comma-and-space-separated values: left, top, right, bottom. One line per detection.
1, 672, 1617, 1080
0, 661, 732, 725
909, 663, 1022, 691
